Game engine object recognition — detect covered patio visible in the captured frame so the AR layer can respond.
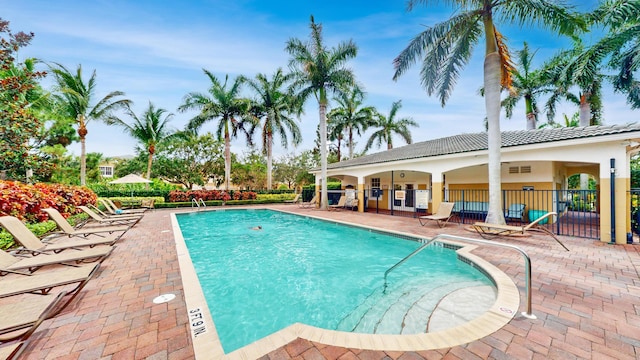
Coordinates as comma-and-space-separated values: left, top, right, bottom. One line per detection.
311, 124, 640, 244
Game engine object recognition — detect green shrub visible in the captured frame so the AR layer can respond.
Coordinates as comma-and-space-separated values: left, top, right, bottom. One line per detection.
154, 200, 223, 209
106, 196, 165, 205
256, 193, 297, 201
302, 182, 342, 191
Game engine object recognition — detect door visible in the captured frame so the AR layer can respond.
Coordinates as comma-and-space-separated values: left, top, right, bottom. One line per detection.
392, 183, 415, 211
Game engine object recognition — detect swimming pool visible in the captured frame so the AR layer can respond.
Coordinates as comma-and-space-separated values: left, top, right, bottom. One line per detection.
176, 209, 497, 354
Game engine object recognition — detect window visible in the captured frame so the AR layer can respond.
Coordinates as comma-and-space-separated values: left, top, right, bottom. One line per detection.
370, 178, 381, 198
99, 166, 114, 177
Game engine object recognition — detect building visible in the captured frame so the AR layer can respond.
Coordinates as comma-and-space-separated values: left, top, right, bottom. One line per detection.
309, 124, 640, 244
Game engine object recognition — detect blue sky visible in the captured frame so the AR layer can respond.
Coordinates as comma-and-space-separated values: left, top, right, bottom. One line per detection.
3, 0, 635, 159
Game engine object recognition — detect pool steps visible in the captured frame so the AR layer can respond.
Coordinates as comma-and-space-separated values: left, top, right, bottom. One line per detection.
336, 277, 495, 335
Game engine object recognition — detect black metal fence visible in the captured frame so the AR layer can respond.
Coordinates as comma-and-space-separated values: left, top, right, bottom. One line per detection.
364, 188, 600, 240
629, 189, 640, 236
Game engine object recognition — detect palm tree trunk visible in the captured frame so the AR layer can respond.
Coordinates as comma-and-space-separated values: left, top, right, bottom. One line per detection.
224, 128, 231, 191
482, 15, 505, 225
267, 133, 273, 190
146, 152, 153, 180
579, 94, 590, 190
80, 136, 86, 186
579, 94, 590, 127
525, 96, 536, 130
319, 101, 328, 210
348, 126, 354, 159
78, 114, 87, 186
484, 52, 506, 225
526, 112, 536, 130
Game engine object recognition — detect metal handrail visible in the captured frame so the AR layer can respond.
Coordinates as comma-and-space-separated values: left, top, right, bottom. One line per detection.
383, 233, 536, 319
383, 238, 437, 293
191, 198, 206, 209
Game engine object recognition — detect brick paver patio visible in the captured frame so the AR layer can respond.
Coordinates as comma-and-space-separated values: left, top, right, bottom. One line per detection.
13, 205, 640, 359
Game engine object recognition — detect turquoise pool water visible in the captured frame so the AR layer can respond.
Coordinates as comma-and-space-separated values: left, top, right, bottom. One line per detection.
176, 209, 493, 353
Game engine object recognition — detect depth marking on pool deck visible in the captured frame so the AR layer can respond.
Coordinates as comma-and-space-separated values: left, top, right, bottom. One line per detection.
188, 308, 208, 337
171, 214, 225, 359
172, 207, 522, 360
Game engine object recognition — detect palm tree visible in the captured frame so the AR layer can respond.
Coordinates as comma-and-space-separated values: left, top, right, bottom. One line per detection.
393, 0, 583, 224
572, 0, 640, 109
327, 119, 345, 162
540, 112, 579, 128
49, 63, 131, 186
543, 41, 603, 127
327, 86, 376, 159
502, 42, 553, 130
242, 68, 302, 190
106, 101, 178, 179
544, 41, 604, 192
365, 100, 417, 151
286, 15, 358, 210
178, 71, 252, 190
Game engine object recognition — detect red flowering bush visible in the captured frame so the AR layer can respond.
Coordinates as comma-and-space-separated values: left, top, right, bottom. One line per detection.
0, 180, 97, 222
168, 190, 256, 202
232, 191, 257, 200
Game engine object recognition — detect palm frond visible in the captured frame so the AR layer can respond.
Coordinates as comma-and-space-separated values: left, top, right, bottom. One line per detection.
494, 27, 515, 92
501, 0, 587, 37
395, 11, 481, 106
591, 0, 640, 28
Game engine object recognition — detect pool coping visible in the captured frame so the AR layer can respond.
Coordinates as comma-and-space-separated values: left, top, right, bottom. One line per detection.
171, 208, 521, 360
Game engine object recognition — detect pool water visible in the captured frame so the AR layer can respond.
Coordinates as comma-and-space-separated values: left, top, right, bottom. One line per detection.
176, 209, 494, 353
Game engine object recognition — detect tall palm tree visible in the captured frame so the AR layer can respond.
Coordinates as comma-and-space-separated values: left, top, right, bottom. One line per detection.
286, 15, 358, 210
49, 63, 131, 186
242, 68, 302, 190
365, 100, 417, 151
178, 71, 252, 190
106, 101, 178, 179
393, 0, 583, 224
327, 86, 376, 159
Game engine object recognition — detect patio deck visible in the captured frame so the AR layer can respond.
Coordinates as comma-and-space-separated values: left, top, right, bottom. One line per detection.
14, 204, 640, 359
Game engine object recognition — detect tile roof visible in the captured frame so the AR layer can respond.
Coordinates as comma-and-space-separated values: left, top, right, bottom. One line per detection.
324, 123, 640, 170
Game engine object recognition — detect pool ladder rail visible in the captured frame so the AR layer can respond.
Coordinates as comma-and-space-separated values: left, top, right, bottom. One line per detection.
383, 233, 535, 319
191, 198, 206, 210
